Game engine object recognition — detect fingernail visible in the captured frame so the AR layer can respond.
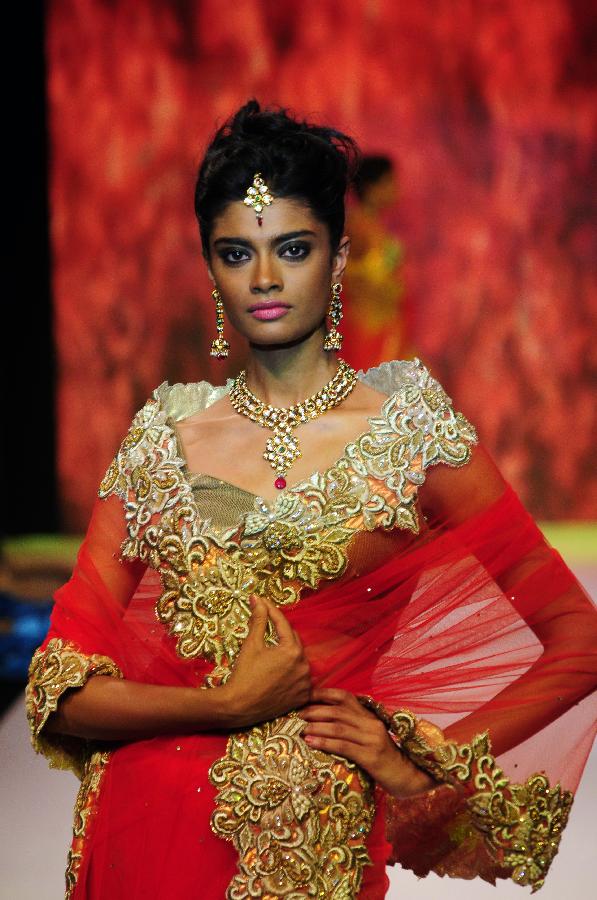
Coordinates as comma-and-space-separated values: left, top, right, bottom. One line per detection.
304, 735, 316, 745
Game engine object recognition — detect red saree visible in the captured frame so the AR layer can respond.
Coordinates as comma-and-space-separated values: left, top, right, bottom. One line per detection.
26, 358, 597, 899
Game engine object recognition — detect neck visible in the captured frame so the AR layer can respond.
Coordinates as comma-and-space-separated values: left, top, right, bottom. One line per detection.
243, 329, 341, 407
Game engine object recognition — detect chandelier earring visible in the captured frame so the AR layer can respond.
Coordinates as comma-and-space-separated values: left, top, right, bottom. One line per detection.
323, 282, 344, 351
210, 288, 230, 359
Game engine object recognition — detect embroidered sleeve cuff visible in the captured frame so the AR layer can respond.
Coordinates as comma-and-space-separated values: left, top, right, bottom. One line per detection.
358, 699, 573, 892
25, 636, 123, 780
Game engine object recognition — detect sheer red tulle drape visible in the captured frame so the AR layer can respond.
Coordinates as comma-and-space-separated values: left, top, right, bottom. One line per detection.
30, 453, 597, 896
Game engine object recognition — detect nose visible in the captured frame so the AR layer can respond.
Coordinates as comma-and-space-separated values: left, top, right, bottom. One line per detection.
250, 253, 282, 295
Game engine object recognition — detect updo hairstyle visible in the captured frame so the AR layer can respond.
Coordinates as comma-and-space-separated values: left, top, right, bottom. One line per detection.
352, 155, 394, 200
194, 100, 360, 257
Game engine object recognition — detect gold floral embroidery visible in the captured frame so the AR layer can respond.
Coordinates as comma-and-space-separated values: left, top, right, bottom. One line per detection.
360, 700, 573, 893
349, 374, 478, 516
208, 714, 375, 898
64, 749, 112, 900
427, 736, 574, 893
26, 639, 122, 899
98, 396, 199, 564
150, 511, 250, 665
26, 637, 123, 779
94, 362, 479, 893
240, 515, 350, 599
91, 364, 575, 893
473, 770, 572, 892
97, 359, 478, 669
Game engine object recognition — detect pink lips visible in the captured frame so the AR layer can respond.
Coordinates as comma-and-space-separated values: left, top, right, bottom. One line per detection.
248, 301, 290, 321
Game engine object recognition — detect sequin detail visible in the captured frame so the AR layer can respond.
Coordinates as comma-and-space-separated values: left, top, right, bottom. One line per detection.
97, 359, 478, 670
65, 749, 113, 900
25, 638, 123, 900
208, 714, 375, 898
95, 360, 480, 894
361, 701, 574, 893
25, 636, 123, 778
421, 734, 574, 893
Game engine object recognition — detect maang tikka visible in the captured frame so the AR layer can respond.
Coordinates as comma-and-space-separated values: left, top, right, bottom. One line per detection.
323, 282, 344, 351
243, 173, 274, 226
211, 171, 273, 359
210, 288, 230, 359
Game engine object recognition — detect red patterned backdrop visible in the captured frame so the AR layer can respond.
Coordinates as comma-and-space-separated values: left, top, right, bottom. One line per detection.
47, 0, 597, 530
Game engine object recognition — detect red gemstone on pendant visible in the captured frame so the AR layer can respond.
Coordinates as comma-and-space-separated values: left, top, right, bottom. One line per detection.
257, 215, 263, 226
274, 476, 287, 490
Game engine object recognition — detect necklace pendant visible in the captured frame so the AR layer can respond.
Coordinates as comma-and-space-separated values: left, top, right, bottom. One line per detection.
229, 359, 358, 498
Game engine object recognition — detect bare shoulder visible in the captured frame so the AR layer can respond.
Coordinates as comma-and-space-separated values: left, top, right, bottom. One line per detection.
173, 392, 244, 454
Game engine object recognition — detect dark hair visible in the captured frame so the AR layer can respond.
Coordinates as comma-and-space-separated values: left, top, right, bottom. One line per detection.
194, 100, 360, 256
352, 155, 394, 200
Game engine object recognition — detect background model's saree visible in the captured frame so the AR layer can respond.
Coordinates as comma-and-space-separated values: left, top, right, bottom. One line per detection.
26, 358, 597, 899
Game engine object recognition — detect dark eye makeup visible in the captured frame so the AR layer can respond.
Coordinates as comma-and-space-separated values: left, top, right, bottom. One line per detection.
280, 241, 311, 260
217, 242, 312, 266
218, 247, 250, 265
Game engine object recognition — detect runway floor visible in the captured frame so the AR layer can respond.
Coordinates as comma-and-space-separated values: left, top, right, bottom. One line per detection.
2, 561, 596, 900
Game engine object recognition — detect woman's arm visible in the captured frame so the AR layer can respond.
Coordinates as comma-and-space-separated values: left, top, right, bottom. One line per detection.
43, 596, 312, 741
421, 441, 597, 753
43, 676, 231, 741
28, 494, 309, 770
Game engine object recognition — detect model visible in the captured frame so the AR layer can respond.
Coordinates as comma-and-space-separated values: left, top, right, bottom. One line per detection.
26, 100, 597, 899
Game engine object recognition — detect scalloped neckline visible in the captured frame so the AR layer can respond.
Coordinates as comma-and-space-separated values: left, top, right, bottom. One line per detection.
166, 381, 400, 509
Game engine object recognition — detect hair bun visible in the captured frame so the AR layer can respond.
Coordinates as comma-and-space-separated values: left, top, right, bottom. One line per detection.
228, 99, 262, 135
228, 99, 305, 142
195, 99, 360, 254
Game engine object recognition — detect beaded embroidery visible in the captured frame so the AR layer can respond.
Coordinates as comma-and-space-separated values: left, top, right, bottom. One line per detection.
26, 636, 123, 778
209, 714, 375, 898
64, 749, 114, 900
94, 358, 481, 897
98, 358, 478, 672
25, 638, 123, 900
360, 700, 574, 893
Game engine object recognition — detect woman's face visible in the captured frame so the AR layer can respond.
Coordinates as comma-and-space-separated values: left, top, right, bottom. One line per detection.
207, 198, 349, 348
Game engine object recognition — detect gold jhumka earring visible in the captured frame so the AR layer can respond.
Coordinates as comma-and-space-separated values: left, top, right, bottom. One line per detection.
210, 288, 230, 359
243, 173, 274, 226
323, 282, 344, 351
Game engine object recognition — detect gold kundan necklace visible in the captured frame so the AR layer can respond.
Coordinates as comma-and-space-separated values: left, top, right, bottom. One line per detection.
229, 359, 358, 490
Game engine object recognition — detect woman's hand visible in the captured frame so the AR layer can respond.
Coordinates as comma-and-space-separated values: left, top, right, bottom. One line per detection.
300, 687, 435, 798
221, 596, 312, 728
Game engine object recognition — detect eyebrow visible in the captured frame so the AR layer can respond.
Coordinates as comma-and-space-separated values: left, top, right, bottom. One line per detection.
213, 229, 317, 248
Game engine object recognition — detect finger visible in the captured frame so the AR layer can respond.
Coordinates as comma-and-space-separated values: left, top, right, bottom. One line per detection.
302, 722, 378, 753
303, 721, 368, 746
246, 596, 270, 643
303, 733, 363, 764
261, 598, 301, 646
300, 705, 357, 724
309, 687, 354, 706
